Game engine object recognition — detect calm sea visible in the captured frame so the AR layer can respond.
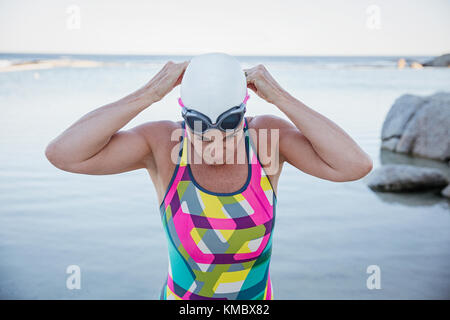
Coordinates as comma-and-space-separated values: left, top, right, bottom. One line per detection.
0, 53, 449, 299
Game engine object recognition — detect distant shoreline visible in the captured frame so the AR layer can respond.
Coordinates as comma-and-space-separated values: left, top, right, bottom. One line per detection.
0, 53, 446, 73
0, 58, 109, 72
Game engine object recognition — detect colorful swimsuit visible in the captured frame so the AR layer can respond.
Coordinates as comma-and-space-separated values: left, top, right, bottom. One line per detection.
159, 117, 276, 300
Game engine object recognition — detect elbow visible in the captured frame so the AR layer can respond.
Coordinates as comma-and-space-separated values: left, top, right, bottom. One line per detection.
45, 142, 59, 167
359, 156, 373, 178
333, 155, 373, 182
45, 142, 55, 163
45, 142, 69, 171
352, 154, 373, 180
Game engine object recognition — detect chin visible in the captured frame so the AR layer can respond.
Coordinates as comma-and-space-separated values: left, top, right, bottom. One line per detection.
207, 155, 230, 165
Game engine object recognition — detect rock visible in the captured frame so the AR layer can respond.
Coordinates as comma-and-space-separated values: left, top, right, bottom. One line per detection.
381, 92, 450, 161
423, 53, 450, 67
396, 58, 424, 69
441, 185, 450, 198
397, 58, 407, 69
396, 93, 450, 160
410, 62, 423, 69
382, 137, 399, 151
381, 94, 425, 143
367, 164, 448, 192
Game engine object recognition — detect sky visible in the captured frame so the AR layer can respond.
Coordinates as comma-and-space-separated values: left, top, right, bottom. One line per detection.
0, 0, 449, 56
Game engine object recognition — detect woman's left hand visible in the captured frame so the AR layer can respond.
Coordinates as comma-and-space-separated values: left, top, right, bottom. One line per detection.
243, 64, 289, 105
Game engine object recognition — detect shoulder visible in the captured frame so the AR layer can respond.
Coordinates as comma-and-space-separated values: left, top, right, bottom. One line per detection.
246, 114, 304, 165
134, 119, 184, 149
135, 119, 183, 135
246, 114, 297, 132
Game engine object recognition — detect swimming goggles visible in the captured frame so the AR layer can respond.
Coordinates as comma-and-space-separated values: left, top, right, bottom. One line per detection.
178, 90, 250, 134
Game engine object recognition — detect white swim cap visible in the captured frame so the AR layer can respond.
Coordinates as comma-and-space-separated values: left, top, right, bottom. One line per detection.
179, 52, 248, 123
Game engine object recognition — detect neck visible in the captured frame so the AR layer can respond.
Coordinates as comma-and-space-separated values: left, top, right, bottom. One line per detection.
187, 131, 247, 166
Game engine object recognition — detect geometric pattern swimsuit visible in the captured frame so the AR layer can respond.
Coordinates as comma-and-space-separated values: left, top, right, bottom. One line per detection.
159, 117, 276, 300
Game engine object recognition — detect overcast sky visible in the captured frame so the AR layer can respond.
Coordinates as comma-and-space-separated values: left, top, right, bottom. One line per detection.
1, 0, 449, 56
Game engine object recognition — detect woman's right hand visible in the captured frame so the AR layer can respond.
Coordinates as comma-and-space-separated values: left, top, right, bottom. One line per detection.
146, 60, 190, 103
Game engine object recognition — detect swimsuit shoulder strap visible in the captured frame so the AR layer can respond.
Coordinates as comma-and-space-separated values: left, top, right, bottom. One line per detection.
180, 118, 252, 167
179, 121, 188, 167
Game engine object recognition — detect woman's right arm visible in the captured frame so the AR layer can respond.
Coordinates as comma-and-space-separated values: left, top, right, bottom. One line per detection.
45, 60, 189, 175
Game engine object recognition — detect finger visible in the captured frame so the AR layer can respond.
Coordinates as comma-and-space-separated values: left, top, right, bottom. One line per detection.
243, 66, 257, 74
245, 70, 257, 84
244, 70, 258, 93
146, 63, 168, 86
154, 60, 177, 78
244, 67, 260, 93
247, 82, 257, 93
173, 61, 189, 86
171, 61, 187, 74
174, 69, 186, 87
175, 60, 189, 73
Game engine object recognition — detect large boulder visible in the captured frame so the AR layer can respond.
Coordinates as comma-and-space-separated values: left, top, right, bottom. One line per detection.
381, 92, 450, 161
441, 185, 450, 198
423, 53, 450, 67
367, 164, 448, 192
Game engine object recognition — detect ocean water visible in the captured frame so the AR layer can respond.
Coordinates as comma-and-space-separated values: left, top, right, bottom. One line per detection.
0, 54, 449, 299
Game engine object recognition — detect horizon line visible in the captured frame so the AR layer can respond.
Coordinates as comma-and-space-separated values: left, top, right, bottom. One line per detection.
0, 51, 443, 58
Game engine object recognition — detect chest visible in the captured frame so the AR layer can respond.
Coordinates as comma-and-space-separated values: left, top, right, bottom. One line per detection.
189, 162, 250, 194
166, 165, 275, 264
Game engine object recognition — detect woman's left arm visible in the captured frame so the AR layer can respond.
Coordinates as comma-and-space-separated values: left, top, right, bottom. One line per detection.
244, 64, 373, 182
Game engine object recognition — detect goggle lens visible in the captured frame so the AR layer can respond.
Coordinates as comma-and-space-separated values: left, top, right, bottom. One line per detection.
220, 113, 242, 130
186, 116, 208, 133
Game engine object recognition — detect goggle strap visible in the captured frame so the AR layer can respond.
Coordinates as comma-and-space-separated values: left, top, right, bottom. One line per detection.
178, 97, 185, 108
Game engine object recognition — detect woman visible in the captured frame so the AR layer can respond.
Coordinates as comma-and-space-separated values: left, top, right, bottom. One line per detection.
45, 52, 372, 300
